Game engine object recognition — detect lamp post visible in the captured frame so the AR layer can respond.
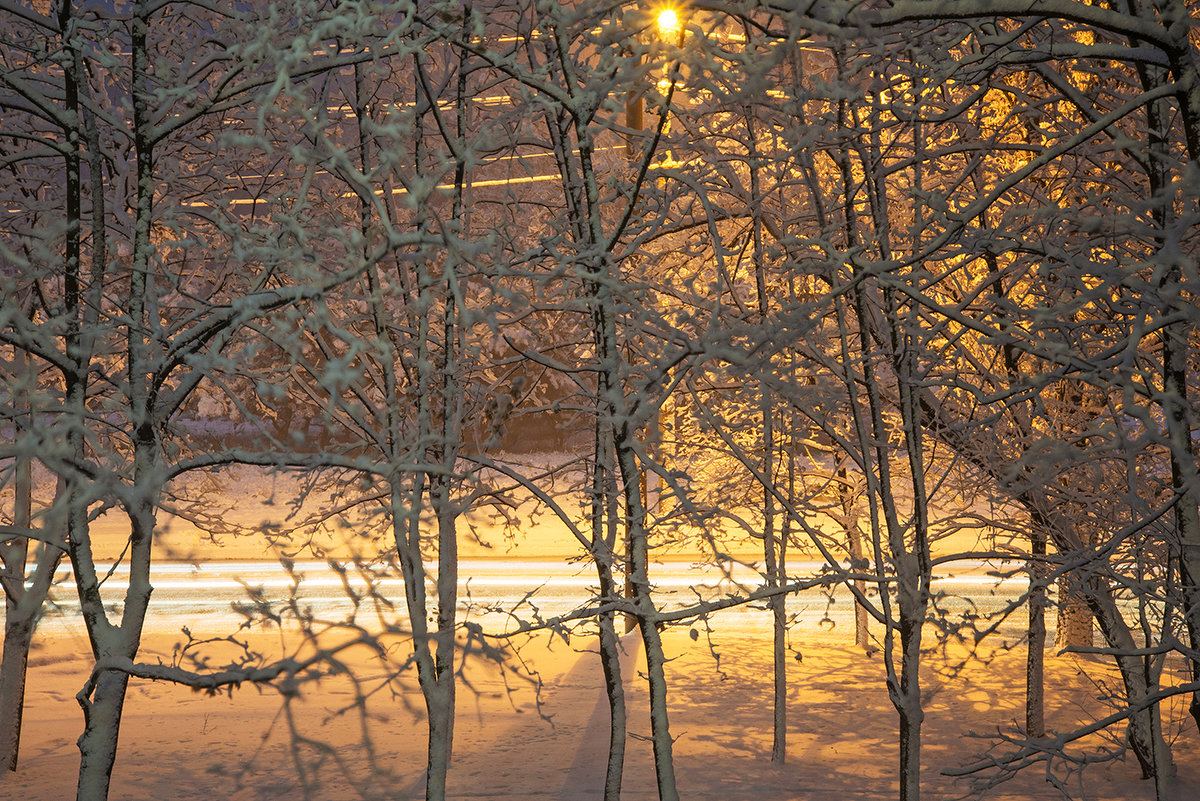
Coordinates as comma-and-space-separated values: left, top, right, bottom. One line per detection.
622, 6, 683, 634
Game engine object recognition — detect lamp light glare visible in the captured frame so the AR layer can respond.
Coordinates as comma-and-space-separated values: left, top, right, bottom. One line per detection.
657, 8, 679, 35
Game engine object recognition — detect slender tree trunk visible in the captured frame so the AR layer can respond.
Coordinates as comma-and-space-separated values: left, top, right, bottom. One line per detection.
396, 236, 462, 801
768, 564, 787, 764
1180, 522, 1200, 737
394, 472, 450, 801
747, 102, 787, 763
0, 346, 33, 771
590, 320, 628, 799
425, 472, 458, 799
633, 593, 678, 801
74, 7, 159, 797
0, 614, 32, 772
831, 53, 933, 800
612, 404, 678, 801
0, 524, 66, 773
429, 280, 461, 793
594, 558, 627, 801
844, 500, 871, 651
609, 302, 678, 801
1161, 272, 1200, 735
893, 335, 931, 801
897, 616, 924, 801
1025, 531, 1046, 739
402, 287, 452, 801
980, 223, 1049, 739
1129, 7, 1198, 760
1087, 577, 1173, 791
74, 494, 155, 801
620, 37, 646, 641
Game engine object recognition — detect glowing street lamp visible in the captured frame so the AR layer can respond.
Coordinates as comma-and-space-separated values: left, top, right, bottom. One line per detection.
656, 8, 679, 38
626, 6, 685, 161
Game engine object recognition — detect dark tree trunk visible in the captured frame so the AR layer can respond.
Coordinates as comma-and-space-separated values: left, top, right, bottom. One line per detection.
595, 580, 627, 801
847, 519, 871, 651
897, 617, 924, 801
0, 613, 33, 772
1026, 532, 1047, 739
0, 346, 34, 772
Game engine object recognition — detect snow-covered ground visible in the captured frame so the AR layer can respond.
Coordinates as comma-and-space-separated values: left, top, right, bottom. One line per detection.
13, 464, 1197, 799
12, 614, 1200, 800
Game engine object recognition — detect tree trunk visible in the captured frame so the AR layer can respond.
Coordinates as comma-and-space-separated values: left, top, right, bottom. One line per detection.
1160, 268, 1200, 735
595, 563, 627, 801
1087, 578, 1173, 792
71, 5, 157, 796
1162, 12, 1200, 742
1182, 550, 1200, 734
71, 496, 156, 800
637, 609, 679, 801
0, 613, 33, 772
769, 573, 787, 764
847, 518, 871, 651
623, 474, 679, 801
0, 511, 65, 773
746, 97, 787, 765
432, 262, 461, 789
1026, 532, 1046, 739
429, 478, 458, 800
897, 618, 924, 801
0, 346, 33, 771
75, 668, 131, 801
1056, 573, 1093, 649
763, 451, 787, 765
591, 388, 628, 799
617, 426, 678, 801
423, 681, 453, 801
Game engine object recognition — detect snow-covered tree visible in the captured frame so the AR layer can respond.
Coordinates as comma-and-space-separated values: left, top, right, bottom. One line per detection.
0, 2, 400, 797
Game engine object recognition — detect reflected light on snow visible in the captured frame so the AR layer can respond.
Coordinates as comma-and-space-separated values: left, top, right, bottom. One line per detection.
36, 558, 1038, 641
